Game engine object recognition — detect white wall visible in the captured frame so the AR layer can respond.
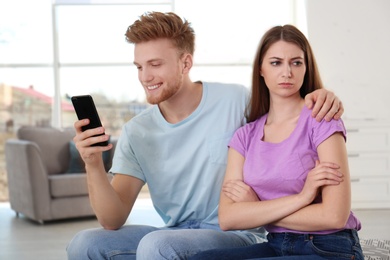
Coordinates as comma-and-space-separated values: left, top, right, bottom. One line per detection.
305, 0, 390, 120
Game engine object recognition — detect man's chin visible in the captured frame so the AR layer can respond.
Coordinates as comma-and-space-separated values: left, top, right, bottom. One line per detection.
146, 88, 177, 105
146, 95, 160, 105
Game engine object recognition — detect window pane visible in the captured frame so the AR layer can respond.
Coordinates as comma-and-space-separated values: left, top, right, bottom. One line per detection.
56, 4, 172, 63
191, 65, 252, 89
175, 0, 294, 64
60, 65, 144, 102
60, 66, 147, 134
0, 67, 54, 97
0, 0, 53, 63
0, 67, 54, 128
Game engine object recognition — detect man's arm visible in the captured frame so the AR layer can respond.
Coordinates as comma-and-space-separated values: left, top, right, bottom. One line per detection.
87, 171, 144, 230
74, 119, 144, 230
305, 89, 344, 122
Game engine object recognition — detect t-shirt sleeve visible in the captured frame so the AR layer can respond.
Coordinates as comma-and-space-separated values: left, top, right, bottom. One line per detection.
228, 126, 247, 157
109, 124, 146, 182
312, 118, 347, 148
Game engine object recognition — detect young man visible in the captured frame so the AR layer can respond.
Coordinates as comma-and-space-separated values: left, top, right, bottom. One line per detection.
67, 12, 344, 260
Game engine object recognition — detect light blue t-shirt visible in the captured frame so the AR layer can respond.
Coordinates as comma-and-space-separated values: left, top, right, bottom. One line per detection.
110, 82, 249, 227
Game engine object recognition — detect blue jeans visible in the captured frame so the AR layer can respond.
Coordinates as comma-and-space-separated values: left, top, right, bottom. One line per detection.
189, 229, 364, 260
66, 220, 265, 260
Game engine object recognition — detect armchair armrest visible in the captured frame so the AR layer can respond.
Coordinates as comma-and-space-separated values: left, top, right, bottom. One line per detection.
5, 139, 51, 222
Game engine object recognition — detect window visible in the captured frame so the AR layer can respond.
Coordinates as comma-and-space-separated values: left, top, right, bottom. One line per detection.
1, 0, 304, 128
0, 0, 305, 201
0, 0, 53, 64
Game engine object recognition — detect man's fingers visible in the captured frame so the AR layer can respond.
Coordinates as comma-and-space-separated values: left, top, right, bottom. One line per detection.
74, 119, 90, 133
314, 96, 335, 121
304, 93, 315, 109
307, 89, 344, 122
333, 101, 344, 120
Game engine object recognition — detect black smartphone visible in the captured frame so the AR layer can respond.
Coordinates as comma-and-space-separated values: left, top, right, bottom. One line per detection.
71, 95, 109, 146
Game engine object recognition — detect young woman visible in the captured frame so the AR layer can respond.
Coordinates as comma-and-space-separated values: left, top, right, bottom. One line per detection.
189, 25, 363, 260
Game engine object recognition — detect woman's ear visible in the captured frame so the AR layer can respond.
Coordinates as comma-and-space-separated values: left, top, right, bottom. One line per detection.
260, 69, 263, 77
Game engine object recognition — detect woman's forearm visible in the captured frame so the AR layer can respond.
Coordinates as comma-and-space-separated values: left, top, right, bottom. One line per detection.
218, 192, 310, 231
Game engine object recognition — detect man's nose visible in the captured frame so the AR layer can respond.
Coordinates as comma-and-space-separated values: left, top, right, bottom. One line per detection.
140, 68, 153, 82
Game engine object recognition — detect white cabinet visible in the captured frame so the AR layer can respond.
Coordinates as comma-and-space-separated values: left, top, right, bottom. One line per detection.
344, 119, 390, 209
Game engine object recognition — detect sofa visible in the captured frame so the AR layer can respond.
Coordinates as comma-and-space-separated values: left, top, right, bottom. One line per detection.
5, 126, 116, 224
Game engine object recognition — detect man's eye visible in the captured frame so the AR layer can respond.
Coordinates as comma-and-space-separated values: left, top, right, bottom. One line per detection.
151, 63, 161, 67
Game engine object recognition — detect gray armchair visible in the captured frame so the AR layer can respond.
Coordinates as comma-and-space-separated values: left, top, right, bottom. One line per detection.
5, 126, 116, 223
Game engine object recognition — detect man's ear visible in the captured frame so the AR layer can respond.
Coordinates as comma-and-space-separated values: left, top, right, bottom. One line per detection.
182, 54, 193, 73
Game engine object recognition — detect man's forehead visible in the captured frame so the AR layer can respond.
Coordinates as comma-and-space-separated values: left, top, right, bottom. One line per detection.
134, 40, 178, 64
133, 57, 163, 65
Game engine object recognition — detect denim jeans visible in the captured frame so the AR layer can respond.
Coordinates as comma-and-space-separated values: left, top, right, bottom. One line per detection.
189, 229, 364, 260
66, 220, 265, 260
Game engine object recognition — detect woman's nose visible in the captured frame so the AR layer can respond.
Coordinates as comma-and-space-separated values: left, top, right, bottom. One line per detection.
282, 65, 292, 78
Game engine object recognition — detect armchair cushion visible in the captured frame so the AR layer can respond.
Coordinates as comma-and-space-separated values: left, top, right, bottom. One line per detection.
17, 126, 75, 175
49, 173, 89, 198
66, 141, 85, 173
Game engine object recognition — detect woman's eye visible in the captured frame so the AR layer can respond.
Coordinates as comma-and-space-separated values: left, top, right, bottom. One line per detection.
293, 61, 303, 66
270, 61, 280, 66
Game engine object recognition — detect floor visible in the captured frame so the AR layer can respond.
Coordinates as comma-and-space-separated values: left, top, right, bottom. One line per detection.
0, 198, 164, 260
0, 200, 389, 260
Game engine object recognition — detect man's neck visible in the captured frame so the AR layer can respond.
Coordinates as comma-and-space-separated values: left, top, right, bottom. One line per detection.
159, 81, 203, 124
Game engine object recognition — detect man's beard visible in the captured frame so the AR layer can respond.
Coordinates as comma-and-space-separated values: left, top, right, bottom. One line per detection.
146, 77, 182, 105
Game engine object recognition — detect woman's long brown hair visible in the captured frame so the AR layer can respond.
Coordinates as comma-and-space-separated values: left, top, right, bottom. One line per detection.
246, 24, 324, 123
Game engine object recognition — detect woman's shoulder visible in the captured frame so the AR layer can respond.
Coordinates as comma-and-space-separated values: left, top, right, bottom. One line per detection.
300, 106, 347, 144
236, 116, 265, 137
301, 106, 345, 129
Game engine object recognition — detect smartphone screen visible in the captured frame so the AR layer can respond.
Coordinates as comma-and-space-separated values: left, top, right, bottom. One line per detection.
71, 95, 108, 146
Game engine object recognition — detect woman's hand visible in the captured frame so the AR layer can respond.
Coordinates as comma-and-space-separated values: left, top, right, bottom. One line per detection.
222, 179, 259, 203
299, 160, 343, 204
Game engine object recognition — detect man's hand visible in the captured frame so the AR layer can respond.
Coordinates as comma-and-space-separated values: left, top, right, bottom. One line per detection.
73, 119, 112, 166
222, 179, 259, 203
305, 89, 344, 122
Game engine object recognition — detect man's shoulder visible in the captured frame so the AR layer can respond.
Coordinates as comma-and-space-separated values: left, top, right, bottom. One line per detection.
204, 81, 247, 90
203, 81, 249, 97
124, 105, 156, 128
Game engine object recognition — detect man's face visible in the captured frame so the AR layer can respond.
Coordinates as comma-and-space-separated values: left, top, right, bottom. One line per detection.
134, 38, 184, 105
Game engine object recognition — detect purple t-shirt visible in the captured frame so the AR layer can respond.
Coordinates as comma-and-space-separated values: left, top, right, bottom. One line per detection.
229, 106, 361, 234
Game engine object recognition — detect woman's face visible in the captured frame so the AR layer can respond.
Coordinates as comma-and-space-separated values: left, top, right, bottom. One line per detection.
260, 40, 306, 99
